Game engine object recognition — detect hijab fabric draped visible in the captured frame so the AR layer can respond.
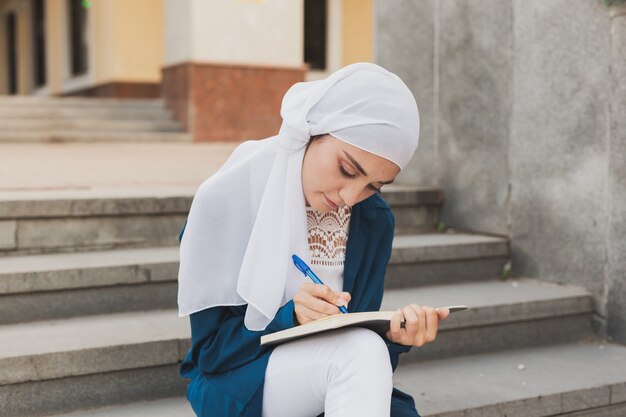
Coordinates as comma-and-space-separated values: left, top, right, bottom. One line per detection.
177, 62, 420, 331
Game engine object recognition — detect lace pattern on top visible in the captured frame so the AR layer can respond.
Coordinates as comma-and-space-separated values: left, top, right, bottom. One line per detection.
306, 205, 352, 267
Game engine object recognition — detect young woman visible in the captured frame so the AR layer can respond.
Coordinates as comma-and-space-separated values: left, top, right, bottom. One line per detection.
177, 62, 449, 417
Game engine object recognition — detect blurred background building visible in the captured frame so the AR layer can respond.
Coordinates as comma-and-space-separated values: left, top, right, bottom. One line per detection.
0, 0, 373, 141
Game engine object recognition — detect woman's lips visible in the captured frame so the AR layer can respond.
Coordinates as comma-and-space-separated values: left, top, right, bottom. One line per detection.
324, 195, 339, 209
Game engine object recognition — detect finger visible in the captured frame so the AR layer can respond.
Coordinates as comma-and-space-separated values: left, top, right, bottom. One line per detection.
388, 309, 403, 341
436, 307, 450, 320
423, 306, 438, 342
402, 305, 420, 343
306, 285, 349, 306
308, 284, 341, 305
332, 292, 349, 308
336, 291, 352, 303
303, 291, 343, 315
299, 305, 329, 323
409, 304, 427, 346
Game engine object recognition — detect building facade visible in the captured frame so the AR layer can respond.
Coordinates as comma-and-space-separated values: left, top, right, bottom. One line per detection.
0, 0, 374, 140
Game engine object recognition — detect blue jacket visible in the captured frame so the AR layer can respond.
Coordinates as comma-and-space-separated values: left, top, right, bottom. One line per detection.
178, 193, 421, 417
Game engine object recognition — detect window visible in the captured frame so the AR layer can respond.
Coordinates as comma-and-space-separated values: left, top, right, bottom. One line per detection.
304, 0, 327, 70
32, 0, 46, 87
6, 12, 17, 94
68, 0, 88, 76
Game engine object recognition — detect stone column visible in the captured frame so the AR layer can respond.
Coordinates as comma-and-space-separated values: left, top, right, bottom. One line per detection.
161, 0, 306, 142
509, 0, 610, 325
375, 0, 626, 342
607, 3, 626, 344
375, 0, 437, 187
437, 0, 512, 235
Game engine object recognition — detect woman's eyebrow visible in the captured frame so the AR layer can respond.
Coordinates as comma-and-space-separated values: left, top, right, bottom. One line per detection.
341, 150, 395, 184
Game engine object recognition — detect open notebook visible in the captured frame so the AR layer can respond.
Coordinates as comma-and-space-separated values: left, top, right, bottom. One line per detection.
260, 305, 467, 347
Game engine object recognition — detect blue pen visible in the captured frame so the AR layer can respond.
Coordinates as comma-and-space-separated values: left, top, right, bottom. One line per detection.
292, 254, 349, 314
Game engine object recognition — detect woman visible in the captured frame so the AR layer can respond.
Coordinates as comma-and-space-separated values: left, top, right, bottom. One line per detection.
177, 62, 449, 417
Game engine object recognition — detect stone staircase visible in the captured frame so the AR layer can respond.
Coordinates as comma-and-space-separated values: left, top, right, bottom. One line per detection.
0, 186, 625, 417
0, 96, 191, 142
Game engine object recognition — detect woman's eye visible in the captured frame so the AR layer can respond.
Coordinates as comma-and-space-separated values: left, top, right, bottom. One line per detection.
339, 165, 356, 178
340, 165, 381, 193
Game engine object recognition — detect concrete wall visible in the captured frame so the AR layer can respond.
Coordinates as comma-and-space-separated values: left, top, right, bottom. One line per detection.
70, 0, 164, 88
100, 0, 164, 83
375, 0, 626, 343
163, 0, 302, 67
342, 0, 373, 65
438, 0, 512, 235
375, 0, 437, 187
510, 0, 610, 327
607, 4, 626, 344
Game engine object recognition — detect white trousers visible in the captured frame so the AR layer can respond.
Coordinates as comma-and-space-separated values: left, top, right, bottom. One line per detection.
262, 327, 394, 417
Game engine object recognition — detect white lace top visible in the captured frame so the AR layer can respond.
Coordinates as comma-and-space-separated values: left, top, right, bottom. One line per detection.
283, 205, 352, 303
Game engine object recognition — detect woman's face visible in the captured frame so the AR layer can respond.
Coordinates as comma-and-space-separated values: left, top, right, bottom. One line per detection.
302, 134, 401, 211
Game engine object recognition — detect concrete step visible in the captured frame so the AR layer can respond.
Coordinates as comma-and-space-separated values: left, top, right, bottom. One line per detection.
383, 185, 442, 233
0, 107, 173, 120
0, 310, 189, 417
0, 96, 165, 109
381, 278, 594, 361
0, 186, 438, 219
387, 232, 510, 286
0, 212, 186, 257
53, 398, 195, 417
48, 341, 626, 417
394, 341, 626, 417
0, 187, 440, 257
0, 231, 508, 322
0, 278, 596, 416
0, 103, 170, 116
0, 247, 180, 324
0, 119, 182, 132
6, 301, 608, 417
0, 131, 193, 143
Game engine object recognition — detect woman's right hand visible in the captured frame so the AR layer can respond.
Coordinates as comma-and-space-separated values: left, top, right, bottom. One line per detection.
293, 283, 351, 326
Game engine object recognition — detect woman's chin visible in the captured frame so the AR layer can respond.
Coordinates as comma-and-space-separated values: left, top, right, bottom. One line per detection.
304, 192, 338, 211
305, 194, 328, 211
308, 199, 331, 212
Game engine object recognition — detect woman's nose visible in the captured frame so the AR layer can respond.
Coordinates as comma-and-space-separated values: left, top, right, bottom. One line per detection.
339, 186, 361, 207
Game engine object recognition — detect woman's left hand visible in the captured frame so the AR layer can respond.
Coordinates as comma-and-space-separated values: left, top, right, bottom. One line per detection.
384, 304, 450, 347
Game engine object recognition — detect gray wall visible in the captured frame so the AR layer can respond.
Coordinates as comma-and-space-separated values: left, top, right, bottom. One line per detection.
375, 0, 438, 188
375, 0, 626, 343
608, 5, 626, 344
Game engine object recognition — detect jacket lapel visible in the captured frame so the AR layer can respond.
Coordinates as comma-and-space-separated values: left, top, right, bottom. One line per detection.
343, 197, 378, 295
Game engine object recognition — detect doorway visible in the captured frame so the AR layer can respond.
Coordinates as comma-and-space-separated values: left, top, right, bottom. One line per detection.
32, 0, 46, 88
68, 0, 88, 76
5, 11, 17, 94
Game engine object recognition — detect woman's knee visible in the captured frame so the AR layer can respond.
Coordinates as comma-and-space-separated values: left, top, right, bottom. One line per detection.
333, 327, 391, 366
326, 328, 393, 398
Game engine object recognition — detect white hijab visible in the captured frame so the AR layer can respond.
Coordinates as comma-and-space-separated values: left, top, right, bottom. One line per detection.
177, 62, 420, 331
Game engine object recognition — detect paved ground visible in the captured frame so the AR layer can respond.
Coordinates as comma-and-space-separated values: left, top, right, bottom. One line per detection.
0, 142, 240, 199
